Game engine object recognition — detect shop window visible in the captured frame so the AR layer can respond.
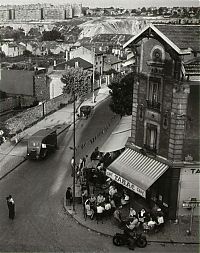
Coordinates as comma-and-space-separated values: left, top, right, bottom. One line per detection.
145, 123, 158, 152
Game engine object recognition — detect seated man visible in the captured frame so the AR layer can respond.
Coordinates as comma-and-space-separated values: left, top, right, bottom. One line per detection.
126, 216, 139, 231
96, 204, 104, 223
85, 199, 94, 219
96, 193, 105, 205
89, 194, 96, 210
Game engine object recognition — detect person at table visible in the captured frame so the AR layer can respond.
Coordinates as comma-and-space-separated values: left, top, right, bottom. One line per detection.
89, 194, 96, 209
126, 216, 140, 231
96, 193, 105, 205
121, 191, 130, 206
109, 185, 117, 197
96, 204, 104, 223
129, 207, 137, 218
104, 197, 112, 216
138, 208, 146, 223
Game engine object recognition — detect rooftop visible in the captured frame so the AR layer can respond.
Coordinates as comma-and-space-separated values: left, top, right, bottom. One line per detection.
155, 24, 200, 52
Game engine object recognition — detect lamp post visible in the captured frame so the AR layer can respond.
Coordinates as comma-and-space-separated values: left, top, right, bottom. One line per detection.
72, 85, 76, 212
92, 46, 95, 103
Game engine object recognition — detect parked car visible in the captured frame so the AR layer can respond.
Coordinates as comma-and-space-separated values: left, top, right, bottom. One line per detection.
80, 105, 94, 118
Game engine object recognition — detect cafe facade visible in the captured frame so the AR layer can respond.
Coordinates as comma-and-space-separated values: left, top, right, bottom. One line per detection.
106, 24, 200, 220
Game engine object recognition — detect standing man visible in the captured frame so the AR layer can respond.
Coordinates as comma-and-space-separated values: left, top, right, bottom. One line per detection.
66, 187, 72, 206
6, 195, 15, 220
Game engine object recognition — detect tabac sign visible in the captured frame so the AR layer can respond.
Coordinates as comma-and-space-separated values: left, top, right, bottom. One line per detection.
106, 169, 146, 198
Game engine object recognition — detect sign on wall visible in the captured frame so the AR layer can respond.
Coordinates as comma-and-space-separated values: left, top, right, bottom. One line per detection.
106, 169, 146, 198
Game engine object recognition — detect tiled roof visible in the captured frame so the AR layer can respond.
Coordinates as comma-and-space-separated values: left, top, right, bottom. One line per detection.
184, 57, 200, 76
66, 57, 93, 69
155, 24, 200, 52
55, 58, 93, 70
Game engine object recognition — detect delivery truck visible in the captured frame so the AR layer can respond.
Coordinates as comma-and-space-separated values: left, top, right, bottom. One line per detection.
27, 128, 57, 160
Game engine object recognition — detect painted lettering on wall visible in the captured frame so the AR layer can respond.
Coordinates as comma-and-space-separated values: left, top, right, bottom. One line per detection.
106, 169, 146, 198
191, 169, 200, 174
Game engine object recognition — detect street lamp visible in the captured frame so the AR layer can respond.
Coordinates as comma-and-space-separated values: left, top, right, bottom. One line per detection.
72, 85, 76, 212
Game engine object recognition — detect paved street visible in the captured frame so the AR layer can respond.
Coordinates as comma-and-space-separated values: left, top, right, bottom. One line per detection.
0, 97, 199, 252
0, 98, 119, 252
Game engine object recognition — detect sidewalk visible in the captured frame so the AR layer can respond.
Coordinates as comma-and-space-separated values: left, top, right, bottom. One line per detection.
64, 201, 199, 244
0, 85, 110, 180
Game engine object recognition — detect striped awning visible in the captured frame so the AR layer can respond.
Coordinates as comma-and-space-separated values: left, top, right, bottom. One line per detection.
106, 148, 169, 198
99, 116, 131, 153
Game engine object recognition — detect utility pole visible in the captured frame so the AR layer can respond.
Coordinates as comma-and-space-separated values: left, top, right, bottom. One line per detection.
92, 46, 95, 103
72, 84, 76, 212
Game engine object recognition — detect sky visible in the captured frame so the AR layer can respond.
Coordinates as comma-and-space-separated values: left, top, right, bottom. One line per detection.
0, 0, 199, 8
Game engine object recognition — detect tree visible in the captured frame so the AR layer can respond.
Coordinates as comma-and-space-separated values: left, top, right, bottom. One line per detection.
42, 30, 64, 41
108, 72, 135, 116
61, 67, 92, 101
23, 49, 32, 57
141, 7, 146, 13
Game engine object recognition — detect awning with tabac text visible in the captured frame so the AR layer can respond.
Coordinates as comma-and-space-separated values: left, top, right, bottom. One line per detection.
106, 148, 169, 198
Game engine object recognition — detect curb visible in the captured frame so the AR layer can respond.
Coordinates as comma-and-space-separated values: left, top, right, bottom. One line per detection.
0, 124, 71, 181
63, 200, 199, 245
0, 92, 110, 181
0, 158, 27, 181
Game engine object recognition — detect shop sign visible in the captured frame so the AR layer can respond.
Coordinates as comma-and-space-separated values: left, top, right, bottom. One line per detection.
191, 168, 200, 174
106, 169, 146, 198
182, 200, 200, 208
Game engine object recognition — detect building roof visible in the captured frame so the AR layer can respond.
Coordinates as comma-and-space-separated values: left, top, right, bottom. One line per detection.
123, 24, 199, 54
184, 57, 200, 76
55, 57, 93, 70
154, 24, 200, 52
66, 57, 93, 69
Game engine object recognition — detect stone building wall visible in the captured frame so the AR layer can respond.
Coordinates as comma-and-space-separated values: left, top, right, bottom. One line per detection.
5, 94, 69, 136
34, 74, 50, 102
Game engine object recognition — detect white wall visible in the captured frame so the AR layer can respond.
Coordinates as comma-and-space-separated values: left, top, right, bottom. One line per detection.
49, 76, 65, 99
178, 166, 200, 216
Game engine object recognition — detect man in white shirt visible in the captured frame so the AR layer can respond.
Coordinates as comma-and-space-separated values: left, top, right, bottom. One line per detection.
96, 204, 104, 224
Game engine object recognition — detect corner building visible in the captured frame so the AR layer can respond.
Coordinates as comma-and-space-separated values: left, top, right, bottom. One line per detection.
107, 24, 200, 220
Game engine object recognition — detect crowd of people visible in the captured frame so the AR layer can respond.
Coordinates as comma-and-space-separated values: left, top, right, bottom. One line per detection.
66, 147, 165, 234
114, 206, 165, 234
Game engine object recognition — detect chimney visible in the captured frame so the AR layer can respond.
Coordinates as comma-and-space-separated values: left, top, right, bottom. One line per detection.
75, 61, 79, 68
53, 60, 56, 67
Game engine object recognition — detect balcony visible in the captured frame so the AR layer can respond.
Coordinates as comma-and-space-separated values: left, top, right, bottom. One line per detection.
142, 144, 157, 156
146, 100, 161, 112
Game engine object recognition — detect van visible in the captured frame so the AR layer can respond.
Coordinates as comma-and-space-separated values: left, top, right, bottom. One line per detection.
27, 128, 57, 160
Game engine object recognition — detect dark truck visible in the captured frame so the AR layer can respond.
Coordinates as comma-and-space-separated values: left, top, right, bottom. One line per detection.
27, 128, 57, 160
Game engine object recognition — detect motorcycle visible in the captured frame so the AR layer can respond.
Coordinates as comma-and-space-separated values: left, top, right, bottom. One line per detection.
113, 230, 147, 250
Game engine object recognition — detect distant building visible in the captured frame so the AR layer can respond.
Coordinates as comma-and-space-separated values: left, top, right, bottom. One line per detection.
69, 46, 104, 75
1, 42, 25, 57
0, 3, 82, 21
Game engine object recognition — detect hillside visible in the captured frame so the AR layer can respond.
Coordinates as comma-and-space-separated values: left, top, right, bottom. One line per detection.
78, 18, 148, 38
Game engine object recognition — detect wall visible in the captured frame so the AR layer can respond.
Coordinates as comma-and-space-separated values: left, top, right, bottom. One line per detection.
0, 69, 34, 96
34, 73, 50, 101
0, 97, 19, 113
49, 76, 65, 99
183, 85, 200, 161
5, 94, 69, 136
178, 165, 200, 216
0, 96, 35, 113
